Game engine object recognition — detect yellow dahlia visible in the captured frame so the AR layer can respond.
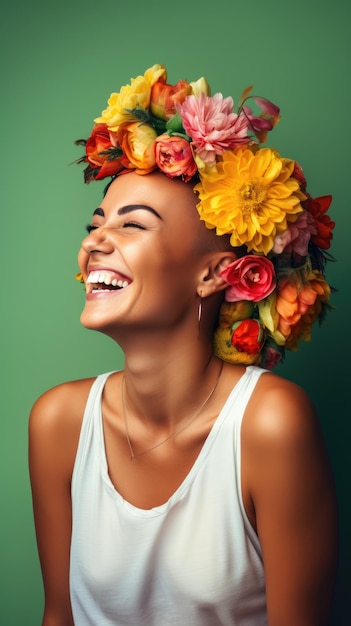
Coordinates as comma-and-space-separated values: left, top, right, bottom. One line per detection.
195, 147, 305, 254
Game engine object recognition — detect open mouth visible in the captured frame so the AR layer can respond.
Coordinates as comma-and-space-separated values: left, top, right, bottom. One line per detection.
86, 270, 131, 293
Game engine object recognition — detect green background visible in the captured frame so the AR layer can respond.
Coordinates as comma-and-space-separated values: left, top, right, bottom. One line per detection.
1, 0, 349, 623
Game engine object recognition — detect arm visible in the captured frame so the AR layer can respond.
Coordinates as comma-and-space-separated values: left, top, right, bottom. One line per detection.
28, 380, 93, 626
242, 374, 338, 626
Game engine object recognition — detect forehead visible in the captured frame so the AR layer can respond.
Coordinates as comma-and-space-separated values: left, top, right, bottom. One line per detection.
98, 171, 200, 224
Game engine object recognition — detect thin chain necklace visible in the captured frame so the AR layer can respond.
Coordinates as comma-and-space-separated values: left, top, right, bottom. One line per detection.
121, 361, 223, 460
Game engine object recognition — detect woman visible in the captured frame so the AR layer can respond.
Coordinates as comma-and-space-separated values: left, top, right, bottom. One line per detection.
29, 64, 338, 625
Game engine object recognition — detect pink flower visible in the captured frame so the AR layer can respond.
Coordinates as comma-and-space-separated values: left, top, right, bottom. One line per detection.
238, 90, 280, 143
220, 255, 276, 303
260, 344, 283, 370
272, 230, 292, 254
242, 105, 275, 133
283, 210, 317, 256
178, 93, 250, 164
252, 96, 280, 117
154, 134, 197, 181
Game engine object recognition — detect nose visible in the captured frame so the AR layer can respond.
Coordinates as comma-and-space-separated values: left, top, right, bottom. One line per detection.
81, 227, 115, 255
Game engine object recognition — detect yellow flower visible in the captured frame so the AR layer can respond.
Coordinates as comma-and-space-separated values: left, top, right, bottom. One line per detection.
195, 147, 305, 255
118, 122, 157, 172
257, 292, 279, 333
190, 76, 211, 97
95, 65, 167, 132
213, 327, 261, 364
143, 63, 167, 86
217, 300, 254, 328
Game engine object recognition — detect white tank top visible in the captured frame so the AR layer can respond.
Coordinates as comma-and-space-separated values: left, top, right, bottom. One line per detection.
70, 366, 268, 625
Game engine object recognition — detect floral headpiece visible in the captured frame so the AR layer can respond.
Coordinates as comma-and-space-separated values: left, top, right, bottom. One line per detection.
76, 63, 335, 369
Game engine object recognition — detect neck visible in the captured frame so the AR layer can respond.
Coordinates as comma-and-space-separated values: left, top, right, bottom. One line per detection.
118, 330, 220, 429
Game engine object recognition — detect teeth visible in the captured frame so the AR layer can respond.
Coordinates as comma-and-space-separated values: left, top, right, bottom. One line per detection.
87, 271, 130, 289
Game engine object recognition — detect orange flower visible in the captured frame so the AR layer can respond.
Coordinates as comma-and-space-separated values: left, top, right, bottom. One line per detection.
276, 278, 317, 338
117, 122, 157, 173
85, 124, 124, 180
150, 79, 192, 120
154, 134, 197, 181
276, 271, 331, 348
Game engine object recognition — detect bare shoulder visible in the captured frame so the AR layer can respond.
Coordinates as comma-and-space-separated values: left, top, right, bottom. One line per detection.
243, 369, 322, 448
240, 368, 331, 521
240, 367, 336, 536
29, 377, 96, 431
29, 377, 97, 476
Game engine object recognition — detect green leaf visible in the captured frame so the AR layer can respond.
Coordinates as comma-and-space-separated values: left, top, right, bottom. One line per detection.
126, 107, 167, 134
166, 112, 184, 133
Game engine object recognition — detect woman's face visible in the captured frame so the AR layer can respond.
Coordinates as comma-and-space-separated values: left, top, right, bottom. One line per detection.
78, 171, 223, 337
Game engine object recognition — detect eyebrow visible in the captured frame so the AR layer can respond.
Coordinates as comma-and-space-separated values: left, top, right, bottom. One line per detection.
93, 204, 162, 219
93, 207, 105, 216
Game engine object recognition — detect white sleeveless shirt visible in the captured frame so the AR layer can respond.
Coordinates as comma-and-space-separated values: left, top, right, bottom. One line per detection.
70, 366, 268, 625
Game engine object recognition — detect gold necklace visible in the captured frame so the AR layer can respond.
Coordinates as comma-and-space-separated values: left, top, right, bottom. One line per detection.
121, 361, 223, 460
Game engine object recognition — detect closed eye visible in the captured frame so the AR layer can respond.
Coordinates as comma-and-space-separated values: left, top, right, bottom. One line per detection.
123, 221, 146, 230
86, 224, 98, 233
85, 222, 146, 233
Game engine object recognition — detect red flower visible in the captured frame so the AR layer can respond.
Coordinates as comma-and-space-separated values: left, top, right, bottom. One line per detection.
220, 255, 276, 302
293, 161, 307, 191
231, 319, 264, 355
85, 123, 124, 180
304, 194, 335, 250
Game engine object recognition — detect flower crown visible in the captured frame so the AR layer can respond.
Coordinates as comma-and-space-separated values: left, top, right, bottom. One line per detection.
76, 63, 335, 369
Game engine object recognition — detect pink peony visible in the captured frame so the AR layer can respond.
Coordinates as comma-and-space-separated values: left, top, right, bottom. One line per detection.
178, 93, 250, 164
220, 255, 276, 303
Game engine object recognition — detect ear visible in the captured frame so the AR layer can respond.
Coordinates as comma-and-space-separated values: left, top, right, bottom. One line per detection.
197, 252, 237, 298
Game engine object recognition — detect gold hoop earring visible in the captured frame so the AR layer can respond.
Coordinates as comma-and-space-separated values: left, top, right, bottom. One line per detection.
198, 290, 203, 336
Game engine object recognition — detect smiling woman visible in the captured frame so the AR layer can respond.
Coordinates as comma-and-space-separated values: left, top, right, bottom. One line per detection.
29, 64, 338, 626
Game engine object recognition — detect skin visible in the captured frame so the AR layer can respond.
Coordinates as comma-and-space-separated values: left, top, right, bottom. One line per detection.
29, 171, 338, 626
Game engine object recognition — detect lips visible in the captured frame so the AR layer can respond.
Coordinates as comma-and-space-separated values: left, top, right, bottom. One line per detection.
86, 269, 131, 293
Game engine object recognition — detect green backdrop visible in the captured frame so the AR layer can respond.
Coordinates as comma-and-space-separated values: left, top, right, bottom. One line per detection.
1, 0, 349, 623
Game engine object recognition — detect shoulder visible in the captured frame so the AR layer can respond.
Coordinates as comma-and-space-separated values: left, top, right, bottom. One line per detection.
244, 368, 320, 448
241, 368, 335, 526
29, 377, 98, 471
29, 377, 97, 434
